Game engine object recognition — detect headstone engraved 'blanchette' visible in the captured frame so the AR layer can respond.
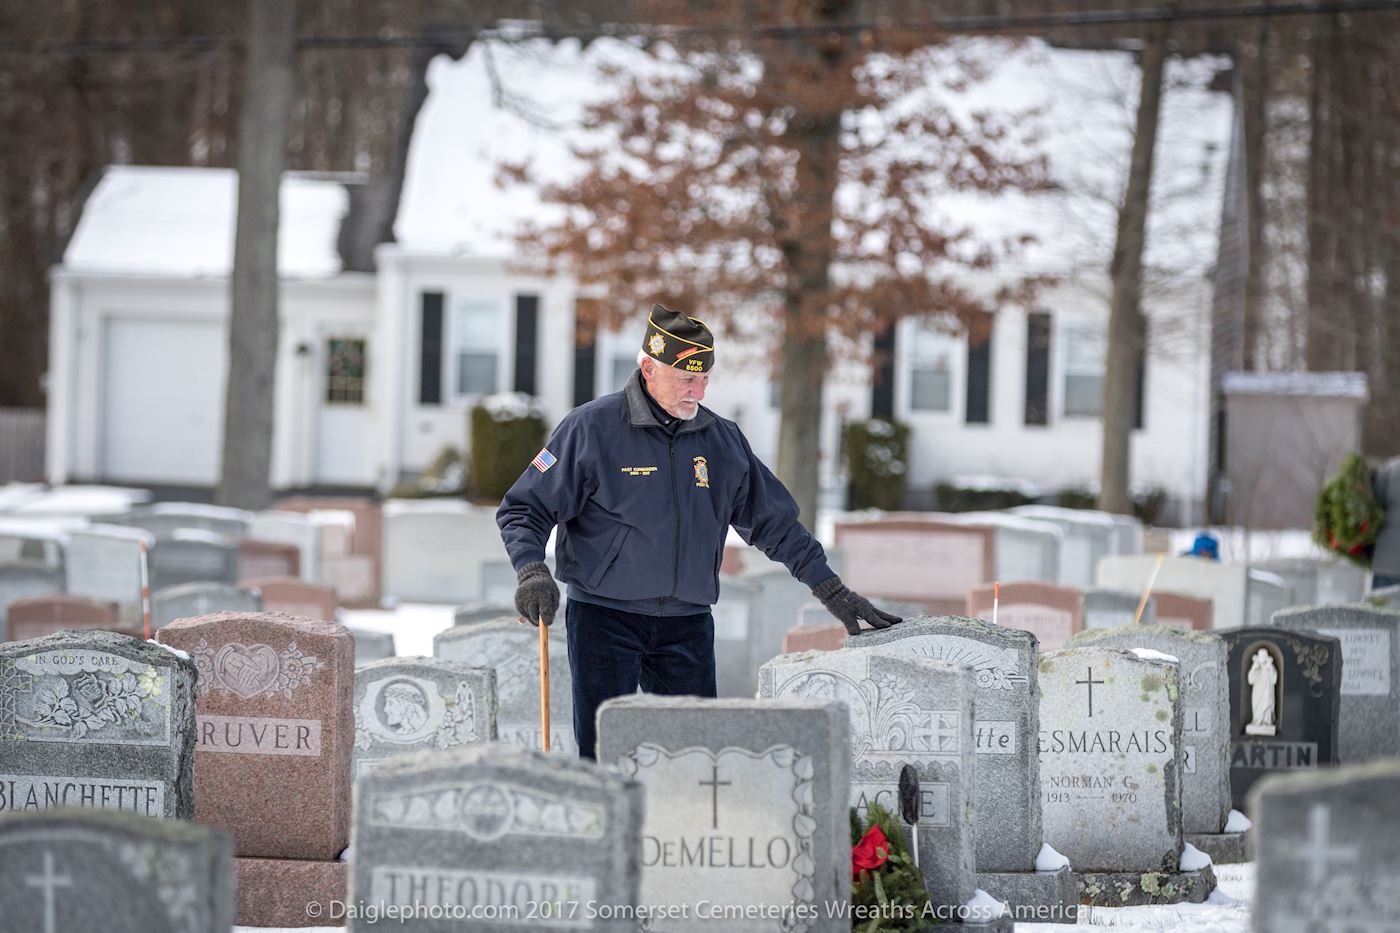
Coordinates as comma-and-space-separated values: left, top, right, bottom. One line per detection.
0, 630, 197, 819
158, 611, 354, 859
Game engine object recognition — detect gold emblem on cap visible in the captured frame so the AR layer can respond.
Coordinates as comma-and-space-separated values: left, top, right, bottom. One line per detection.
648, 333, 666, 356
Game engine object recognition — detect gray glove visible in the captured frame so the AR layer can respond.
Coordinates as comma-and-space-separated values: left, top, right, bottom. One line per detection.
813, 576, 903, 636
515, 561, 560, 627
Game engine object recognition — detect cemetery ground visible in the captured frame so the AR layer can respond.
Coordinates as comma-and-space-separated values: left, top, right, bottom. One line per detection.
2, 487, 1396, 933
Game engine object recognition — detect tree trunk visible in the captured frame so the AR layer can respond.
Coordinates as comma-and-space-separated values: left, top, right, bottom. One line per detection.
1099, 32, 1166, 516
1240, 24, 1268, 372
218, 0, 297, 509
1305, 15, 1339, 372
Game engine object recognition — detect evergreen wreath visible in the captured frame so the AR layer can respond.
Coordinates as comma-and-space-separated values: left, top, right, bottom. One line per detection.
849, 802, 938, 931
1313, 453, 1385, 567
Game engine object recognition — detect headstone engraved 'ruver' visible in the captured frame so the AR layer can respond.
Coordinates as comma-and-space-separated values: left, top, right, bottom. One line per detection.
0, 630, 197, 819
597, 696, 850, 933
1269, 604, 1400, 762
353, 658, 498, 776
350, 744, 644, 932
0, 807, 234, 933
1221, 627, 1342, 810
760, 648, 977, 908
158, 611, 354, 858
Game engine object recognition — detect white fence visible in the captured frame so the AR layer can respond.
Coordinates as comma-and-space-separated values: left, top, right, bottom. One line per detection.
0, 408, 45, 482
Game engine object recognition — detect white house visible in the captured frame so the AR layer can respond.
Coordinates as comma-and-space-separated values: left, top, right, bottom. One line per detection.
46, 38, 1230, 522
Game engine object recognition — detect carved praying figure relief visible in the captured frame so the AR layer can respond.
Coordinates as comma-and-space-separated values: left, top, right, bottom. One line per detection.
1245, 648, 1278, 736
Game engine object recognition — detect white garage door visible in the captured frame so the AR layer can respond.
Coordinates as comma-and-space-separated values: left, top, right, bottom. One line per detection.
102, 317, 227, 484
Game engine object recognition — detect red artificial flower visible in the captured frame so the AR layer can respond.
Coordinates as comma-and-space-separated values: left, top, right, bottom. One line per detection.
852, 825, 890, 878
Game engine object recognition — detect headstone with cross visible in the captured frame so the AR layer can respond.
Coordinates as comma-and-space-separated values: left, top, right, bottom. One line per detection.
0, 806, 233, 932
597, 695, 851, 932
1068, 626, 1233, 837
349, 743, 644, 933
0, 629, 198, 819
760, 647, 978, 907
1037, 646, 1184, 873
1250, 760, 1400, 931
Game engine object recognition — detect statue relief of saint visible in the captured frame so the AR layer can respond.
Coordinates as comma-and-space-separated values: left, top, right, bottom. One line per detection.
1245, 648, 1278, 736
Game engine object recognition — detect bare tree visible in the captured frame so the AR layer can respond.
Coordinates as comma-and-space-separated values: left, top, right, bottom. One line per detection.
217, 0, 297, 509
1099, 31, 1166, 515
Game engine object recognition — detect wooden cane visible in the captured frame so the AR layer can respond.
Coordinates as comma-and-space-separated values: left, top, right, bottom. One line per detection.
1132, 553, 1167, 626
538, 615, 552, 752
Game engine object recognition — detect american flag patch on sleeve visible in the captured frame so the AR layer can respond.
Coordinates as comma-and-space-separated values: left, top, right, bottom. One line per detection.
530, 448, 557, 473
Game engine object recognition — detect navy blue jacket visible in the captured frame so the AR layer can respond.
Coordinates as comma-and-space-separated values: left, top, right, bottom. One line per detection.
497, 370, 835, 616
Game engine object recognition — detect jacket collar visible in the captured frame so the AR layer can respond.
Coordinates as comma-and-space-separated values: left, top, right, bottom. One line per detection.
624, 369, 715, 433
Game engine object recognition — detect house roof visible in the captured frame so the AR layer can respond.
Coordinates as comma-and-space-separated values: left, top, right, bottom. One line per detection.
1221, 371, 1370, 400
61, 166, 376, 278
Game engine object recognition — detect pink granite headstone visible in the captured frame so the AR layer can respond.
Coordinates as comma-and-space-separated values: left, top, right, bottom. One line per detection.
781, 622, 849, 654
1153, 592, 1213, 631
5, 595, 128, 642
157, 611, 353, 859
238, 539, 300, 583
834, 518, 995, 614
966, 581, 1084, 651
244, 577, 338, 622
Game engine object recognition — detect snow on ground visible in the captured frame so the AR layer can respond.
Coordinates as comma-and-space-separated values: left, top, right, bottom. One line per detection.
337, 602, 459, 658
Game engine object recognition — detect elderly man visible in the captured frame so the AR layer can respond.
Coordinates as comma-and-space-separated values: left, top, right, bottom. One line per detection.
497, 304, 901, 758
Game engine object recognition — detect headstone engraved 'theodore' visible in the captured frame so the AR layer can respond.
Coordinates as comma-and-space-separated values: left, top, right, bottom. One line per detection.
597, 696, 850, 933
1250, 760, 1400, 932
0, 807, 234, 933
353, 658, 498, 776
760, 649, 977, 908
349, 744, 644, 933
157, 611, 354, 859
1037, 647, 1182, 872
434, 619, 575, 754
0, 630, 197, 819
1067, 626, 1232, 835
1268, 604, 1400, 763
1220, 627, 1342, 811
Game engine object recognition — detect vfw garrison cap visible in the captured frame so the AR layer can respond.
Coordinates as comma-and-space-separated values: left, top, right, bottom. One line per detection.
643, 304, 714, 373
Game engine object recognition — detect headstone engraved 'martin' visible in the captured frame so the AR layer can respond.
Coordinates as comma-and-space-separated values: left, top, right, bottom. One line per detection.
0, 630, 197, 819
1037, 647, 1182, 872
434, 619, 575, 754
157, 611, 353, 858
353, 658, 498, 776
350, 744, 644, 933
1268, 604, 1400, 763
759, 649, 977, 908
597, 696, 850, 933
1250, 760, 1400, 932
1220, 627, 1342, 810
0, 807, 234, 933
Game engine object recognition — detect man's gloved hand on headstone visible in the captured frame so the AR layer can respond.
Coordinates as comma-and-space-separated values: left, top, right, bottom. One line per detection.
813, 576, 903, 637
515, 561, 560, 627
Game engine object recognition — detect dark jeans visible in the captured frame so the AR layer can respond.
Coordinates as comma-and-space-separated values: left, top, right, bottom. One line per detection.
565, 598, 717, 760
1374, 573, 1400, 590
